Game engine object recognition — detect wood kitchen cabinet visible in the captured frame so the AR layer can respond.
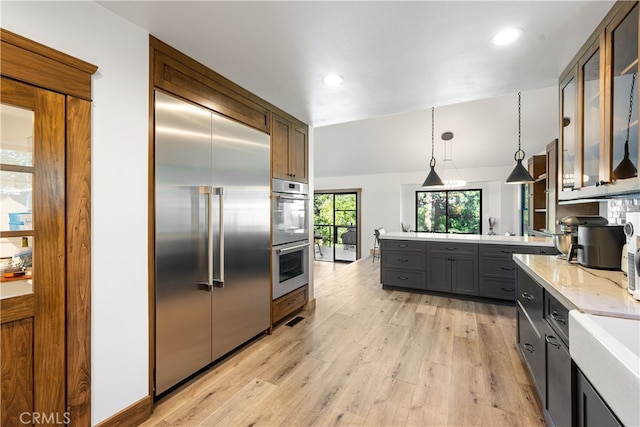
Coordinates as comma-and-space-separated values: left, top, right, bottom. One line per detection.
426, 242, 478, 296
559, 1, 640, 200
526, 155, 547, 233
272, 113, 308, 183
272, 284, 308, 325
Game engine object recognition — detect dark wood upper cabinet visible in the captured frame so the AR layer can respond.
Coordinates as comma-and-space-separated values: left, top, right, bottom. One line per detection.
559, 1, 640, 200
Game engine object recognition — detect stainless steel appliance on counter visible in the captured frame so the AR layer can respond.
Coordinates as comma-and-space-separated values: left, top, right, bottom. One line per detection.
272, 178, 310, 299
568, 224, 626, 270
154, 91, 271, 395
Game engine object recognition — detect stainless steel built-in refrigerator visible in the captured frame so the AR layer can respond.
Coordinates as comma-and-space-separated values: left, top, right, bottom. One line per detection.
154, 91, 270, 395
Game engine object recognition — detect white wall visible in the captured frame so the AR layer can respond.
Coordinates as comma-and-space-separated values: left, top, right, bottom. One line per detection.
2, 3, 150, 424
315, 165, 522, 254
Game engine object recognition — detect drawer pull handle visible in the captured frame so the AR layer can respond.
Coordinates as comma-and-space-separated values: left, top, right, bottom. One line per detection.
545, 335, 562, 349
550, 311, 566, 324
398, 276, 409, 280
500, 267, 516, 271
500, 287, 515, 292
398, 258, 409, 262
446, 247, 457, 251
523, 343, 534, 353
501, 250, 515, 254
398, 244, 408, 248
521, 292, 533, 301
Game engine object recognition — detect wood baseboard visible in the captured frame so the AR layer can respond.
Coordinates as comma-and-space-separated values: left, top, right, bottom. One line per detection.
95, 395, 151, 427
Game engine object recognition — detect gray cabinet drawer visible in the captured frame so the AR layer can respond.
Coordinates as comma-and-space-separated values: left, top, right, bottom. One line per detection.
516, 268, 544, 320
380, 240, 426, 252
480, 258, 517, 279
544, 293, 569, 346
479, 278, 516, 301
428, 241, 477, 256
382, 252, 425, 270
480, 244, 536, 259
381, 268, 427, 290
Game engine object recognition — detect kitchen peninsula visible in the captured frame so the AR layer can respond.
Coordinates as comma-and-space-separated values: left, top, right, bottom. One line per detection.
379, 231, 558, 301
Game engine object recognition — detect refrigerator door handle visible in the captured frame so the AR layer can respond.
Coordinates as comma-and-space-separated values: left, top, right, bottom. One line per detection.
200, 186, 215, 291
213, 187, 225, 288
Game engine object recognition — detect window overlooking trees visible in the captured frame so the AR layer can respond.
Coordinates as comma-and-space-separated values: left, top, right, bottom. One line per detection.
415, 189, 482, 234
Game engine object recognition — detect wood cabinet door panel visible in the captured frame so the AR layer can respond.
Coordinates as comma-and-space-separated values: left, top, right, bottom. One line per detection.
291, 124, 308, 182
271, 114, 291, 180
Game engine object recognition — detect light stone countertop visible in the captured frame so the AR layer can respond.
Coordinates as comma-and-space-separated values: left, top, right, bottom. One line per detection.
0, 279, 33, 299
513, 254, 640, 320
379, 231, 554, 247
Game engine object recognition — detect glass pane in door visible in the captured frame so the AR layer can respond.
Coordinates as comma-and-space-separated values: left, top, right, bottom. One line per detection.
562, 77, 577, 189
611, 4, 639, 181
313, 193, 334, 261
583, 49, 601, 186
334, 193, 357, 262
1, 103, 34, 298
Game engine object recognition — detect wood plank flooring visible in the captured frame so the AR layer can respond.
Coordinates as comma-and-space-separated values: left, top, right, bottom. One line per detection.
141, 258, 544, 427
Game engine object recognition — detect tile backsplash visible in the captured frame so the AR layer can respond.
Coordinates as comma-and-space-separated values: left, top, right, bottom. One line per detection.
607, 194, 640, 224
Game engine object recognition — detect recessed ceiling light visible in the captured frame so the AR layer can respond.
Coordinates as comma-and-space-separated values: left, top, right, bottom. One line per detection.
322, 74, 344, 86
491, 28, 523, 46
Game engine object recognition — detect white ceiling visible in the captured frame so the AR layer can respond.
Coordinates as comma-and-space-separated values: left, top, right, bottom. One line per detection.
97, 1, 616, 177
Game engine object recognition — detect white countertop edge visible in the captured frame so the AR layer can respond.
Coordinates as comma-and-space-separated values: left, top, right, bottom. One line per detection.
513, 255, 640, 320
379, 231, 554, 247
513, 255, 580, 312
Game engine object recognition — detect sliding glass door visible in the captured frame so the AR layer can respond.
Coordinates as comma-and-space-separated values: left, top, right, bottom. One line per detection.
313, 192, 359, 262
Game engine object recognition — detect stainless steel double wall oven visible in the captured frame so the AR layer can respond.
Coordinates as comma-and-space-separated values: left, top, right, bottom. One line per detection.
272, 178, 310, 299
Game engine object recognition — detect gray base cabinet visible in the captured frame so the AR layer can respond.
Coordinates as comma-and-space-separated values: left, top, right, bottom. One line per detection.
516, 268, 546, 398
517, 266, 623, 427
380, 238, 557, 302
427, 242, 478, 296
576, 369, 622, 427
380, 240, 427, 290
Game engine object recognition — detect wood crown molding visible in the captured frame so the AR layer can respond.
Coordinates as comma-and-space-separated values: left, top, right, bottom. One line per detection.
0, 28, 97, 100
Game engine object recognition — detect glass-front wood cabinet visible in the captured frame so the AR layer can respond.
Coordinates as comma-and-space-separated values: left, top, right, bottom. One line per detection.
610, 3, 639, 181
559, 2, 640, 200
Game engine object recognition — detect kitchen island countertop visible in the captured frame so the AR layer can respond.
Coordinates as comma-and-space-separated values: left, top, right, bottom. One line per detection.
513, 254, 640, 320
379, 231, 553, 246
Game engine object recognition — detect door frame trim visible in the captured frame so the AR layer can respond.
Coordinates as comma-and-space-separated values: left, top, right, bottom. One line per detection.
1, 28, 96, 425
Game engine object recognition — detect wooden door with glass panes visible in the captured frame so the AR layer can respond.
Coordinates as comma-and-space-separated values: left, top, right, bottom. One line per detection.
0, 78, 67, 424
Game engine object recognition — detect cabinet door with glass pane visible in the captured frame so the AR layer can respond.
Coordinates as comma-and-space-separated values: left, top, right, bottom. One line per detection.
560, 67, 578, 195
579, 36, 605, 189
1, 77, 66, 424
608, 3, 639, 182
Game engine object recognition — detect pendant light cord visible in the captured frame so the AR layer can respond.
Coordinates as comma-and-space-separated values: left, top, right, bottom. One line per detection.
625, 73, 636, 147
514, 91, 524, 161
430, 107, 436, 167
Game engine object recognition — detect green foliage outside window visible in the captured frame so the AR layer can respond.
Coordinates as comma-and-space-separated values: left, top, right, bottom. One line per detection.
416, 190, 481, 234
314, 193, 357, 244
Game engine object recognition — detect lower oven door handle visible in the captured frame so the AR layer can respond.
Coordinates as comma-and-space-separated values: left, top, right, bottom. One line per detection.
277, 242, 311, 254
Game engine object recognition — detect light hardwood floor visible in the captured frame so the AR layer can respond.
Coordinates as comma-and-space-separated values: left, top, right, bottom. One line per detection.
141, 258, 544, 427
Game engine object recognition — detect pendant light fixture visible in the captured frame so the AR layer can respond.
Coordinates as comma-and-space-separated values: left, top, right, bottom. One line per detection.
613, 72, 637, 180
440, 132, 466, 187
506, 92, 535, 184
423, 107, 444, 187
